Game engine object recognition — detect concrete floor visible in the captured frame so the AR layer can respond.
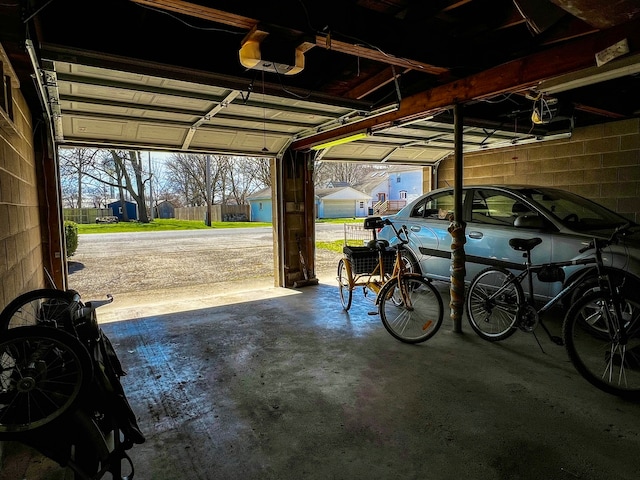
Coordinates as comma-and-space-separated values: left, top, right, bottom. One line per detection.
2, 278, 640, 479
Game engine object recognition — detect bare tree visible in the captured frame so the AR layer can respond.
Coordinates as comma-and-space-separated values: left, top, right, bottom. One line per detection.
59, 147, 100, 208
165, 153, 269, 206
313, 160, 375, 187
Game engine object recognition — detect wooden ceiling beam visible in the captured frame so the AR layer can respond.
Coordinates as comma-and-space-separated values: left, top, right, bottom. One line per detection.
130, 0, 448, 75
315, 35, 447, 75
573, 103, 626, 119
130, 0, 257, 29
291, 17, 640, 150
345, 66, 410, 100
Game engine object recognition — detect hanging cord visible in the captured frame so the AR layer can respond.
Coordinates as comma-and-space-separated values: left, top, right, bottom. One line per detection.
261, 71, 268, 152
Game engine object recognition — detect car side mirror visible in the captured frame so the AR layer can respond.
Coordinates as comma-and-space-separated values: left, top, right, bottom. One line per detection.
514, 214, 545, 229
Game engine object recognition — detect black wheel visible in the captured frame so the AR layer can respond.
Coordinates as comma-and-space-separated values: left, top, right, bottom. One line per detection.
0, 289, 79, 332
563, 291, 640, 398
466, 267, 523, 341
378, 275, 443, 344
337, 259, 353, 311
0, 326, 93, 434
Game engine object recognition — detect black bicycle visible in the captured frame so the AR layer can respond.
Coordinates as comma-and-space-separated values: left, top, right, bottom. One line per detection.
466, 223, 640, 398
0, 288, 145, 479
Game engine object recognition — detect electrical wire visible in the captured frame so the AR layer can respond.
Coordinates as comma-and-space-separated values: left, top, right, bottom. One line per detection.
133, 2, 245, 34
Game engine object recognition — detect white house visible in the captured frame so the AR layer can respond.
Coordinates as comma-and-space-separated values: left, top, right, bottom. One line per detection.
315, 187, 371, 218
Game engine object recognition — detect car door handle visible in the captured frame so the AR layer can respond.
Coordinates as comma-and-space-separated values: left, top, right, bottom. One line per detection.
468, 231, 483, 239
410, 226, 420, 232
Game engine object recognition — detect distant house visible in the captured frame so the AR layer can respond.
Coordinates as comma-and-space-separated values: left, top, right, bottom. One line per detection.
247, 187, 273, 222
355, 166, 426, 215
154, 200, 175, 219
108, 200, 138, 221
316, 187, 371, 218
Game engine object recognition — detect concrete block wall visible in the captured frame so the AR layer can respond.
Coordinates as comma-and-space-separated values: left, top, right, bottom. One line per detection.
0, 68, 44, 312
436, 118, 640, 222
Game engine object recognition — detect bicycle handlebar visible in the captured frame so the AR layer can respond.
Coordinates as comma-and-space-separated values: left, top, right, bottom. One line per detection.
383, 218, 409, 245
578, 222, 635, 254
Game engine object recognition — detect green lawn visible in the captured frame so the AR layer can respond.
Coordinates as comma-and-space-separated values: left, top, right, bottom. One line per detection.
76, 218, 362, 234
76, 219, 272, 234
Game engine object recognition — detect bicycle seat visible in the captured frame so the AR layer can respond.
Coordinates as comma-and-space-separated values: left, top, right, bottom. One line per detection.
367, 239, 390, 251
508, 237, 542, 251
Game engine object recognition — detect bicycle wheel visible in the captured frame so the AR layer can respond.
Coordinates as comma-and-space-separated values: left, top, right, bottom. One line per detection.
563, 291, 640, 398
379, 275, 443, 344
0, 289, 79, 332
337, 259, 353, 311
0, 326, 93, 434
466, 267, 523, 341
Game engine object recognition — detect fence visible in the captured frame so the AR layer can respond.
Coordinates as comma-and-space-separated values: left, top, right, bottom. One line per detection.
343, 223, 373, 246
174, 205, 250, 222
63, 208, 112, 224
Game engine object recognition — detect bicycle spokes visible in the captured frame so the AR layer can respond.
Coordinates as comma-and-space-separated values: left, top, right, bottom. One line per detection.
564, 293, 640, 397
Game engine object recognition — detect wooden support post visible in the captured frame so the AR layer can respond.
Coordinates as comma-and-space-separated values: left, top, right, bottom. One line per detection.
449, 104, 466, 333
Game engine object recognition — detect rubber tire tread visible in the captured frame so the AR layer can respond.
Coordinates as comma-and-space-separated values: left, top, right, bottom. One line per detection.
338, 259, 353, 311
0, 289, 78, 332
563, 291, 640, 399
0, 326, 93, 434
466, 267, 523, 342
379, 275, 443, 344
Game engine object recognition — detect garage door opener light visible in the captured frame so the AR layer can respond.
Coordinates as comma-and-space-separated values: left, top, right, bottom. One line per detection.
310, 131, 369, 150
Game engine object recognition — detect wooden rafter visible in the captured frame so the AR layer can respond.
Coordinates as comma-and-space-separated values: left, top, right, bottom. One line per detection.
291, 17, 640, 150
129, 0, 448, 75
345, 66, 410, 100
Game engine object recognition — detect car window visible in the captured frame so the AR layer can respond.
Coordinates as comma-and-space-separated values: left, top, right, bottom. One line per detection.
521, 188, 629, 231
471, 190, 524, 226
410, 191, 456, 220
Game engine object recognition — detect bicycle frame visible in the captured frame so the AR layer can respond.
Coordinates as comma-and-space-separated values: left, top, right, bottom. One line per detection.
511, 257, 597, 316
483, 236, 633, 342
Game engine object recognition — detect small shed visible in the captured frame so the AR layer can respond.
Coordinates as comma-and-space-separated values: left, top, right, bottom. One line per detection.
108, 200, 138, 221
247, 187, 272, 222
154, 200, 175, 219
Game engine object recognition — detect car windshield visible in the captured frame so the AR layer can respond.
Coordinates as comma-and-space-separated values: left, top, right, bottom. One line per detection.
518, 188, 630, 231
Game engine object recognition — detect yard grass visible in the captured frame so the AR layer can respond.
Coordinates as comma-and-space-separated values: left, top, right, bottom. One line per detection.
77, 217, 362, 234
77, 219, 272, 234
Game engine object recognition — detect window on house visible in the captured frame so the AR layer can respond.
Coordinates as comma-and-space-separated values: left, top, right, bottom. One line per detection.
359, 201, 364, 208
396, 174, 401, 183
259, 202, 263, 210
399, 190, 407, 199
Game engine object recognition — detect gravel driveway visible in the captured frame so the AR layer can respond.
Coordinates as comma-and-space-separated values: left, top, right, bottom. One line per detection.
68, 227, 346, 299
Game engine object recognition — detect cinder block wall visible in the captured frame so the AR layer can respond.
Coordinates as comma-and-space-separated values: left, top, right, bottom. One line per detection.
436, 118, 640, 222
0, 71, 44, 311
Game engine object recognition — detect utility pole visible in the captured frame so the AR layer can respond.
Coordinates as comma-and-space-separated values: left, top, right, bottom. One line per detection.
148, 151, 154, 220
205, 155, 212, 226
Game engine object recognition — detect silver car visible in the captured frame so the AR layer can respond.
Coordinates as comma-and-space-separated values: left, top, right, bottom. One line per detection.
377, 185, 640, 302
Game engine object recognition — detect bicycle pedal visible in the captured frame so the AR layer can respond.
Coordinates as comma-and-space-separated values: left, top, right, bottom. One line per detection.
367, 310, 378, 316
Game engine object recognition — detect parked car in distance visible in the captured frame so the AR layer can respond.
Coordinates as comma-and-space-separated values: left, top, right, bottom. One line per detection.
377, 185, 640, 302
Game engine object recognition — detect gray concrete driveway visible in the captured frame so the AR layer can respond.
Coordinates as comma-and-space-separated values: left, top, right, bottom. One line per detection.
68, 225, 346, 300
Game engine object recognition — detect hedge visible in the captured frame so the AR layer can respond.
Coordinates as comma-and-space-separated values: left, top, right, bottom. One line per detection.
64, 221, 79, 257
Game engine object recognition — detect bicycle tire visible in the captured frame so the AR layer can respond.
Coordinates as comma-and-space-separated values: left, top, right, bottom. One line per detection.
466, 267, 523, 342
563, 291, 640, 398
0, 289, 78, 332
378, 275, 443, 344
0, 326, 93, 434
337, 259, 353, 311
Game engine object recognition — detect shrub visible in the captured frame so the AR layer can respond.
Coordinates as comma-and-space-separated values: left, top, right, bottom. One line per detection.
64, 221, 79, 257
